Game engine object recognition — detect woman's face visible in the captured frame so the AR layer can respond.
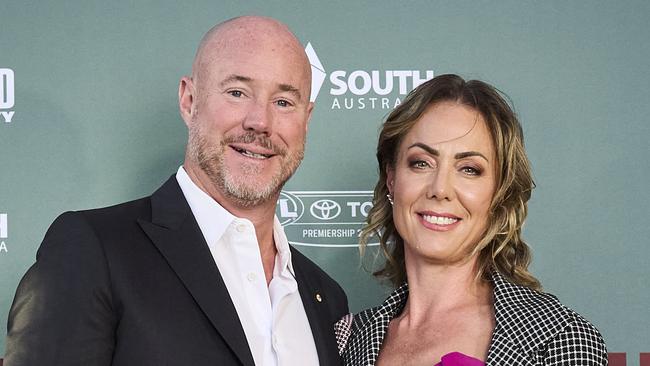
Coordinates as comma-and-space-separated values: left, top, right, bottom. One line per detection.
388, 101, 496, 266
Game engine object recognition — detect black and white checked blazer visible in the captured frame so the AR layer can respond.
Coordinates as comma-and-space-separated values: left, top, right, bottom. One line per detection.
335, 271, 607, 365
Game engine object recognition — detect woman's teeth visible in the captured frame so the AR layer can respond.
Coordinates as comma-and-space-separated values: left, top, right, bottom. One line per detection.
422, 215, 459, 225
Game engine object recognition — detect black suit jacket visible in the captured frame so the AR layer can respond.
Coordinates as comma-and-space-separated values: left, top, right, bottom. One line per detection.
5, 176, 348, 366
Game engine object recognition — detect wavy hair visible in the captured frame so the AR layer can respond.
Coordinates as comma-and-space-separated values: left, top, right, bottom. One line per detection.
360, 74, 540, 290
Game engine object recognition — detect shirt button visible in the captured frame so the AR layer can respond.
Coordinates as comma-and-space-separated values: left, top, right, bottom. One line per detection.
236, 224, 246, 233
246, 273, 257, 282
272, 335, 279, 348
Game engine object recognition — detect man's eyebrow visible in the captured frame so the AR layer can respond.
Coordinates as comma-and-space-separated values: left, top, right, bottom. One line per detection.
278, 83, 302, 100
407, 143, 489, 162
219, 74, 252, 87
218, 76, 302, 100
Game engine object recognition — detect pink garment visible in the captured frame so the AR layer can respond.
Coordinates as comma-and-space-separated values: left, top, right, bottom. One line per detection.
434, 352, 485, 366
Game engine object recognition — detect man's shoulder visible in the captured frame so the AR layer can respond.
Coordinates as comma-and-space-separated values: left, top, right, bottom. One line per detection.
70, 174, 180, 227
76, 195, 153, 224
38, 195, 153, 253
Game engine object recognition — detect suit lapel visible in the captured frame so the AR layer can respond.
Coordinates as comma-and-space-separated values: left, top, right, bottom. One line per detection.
138, 176, 255, 366
292, 250, 341, 366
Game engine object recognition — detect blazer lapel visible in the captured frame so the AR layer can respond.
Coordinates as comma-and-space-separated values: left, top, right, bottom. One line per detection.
487, 271, 572, 366
138, 176, 255, 366
292, 251, 342, 366
486, 330, 536, 366
344, 311, 384, 366
342, 284, 409, 366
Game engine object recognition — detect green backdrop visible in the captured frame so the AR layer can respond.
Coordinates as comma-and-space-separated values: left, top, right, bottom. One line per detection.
2, 1, 649, 364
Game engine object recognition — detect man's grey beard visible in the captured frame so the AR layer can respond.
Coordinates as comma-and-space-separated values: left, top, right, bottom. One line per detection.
188, 130, 304, 207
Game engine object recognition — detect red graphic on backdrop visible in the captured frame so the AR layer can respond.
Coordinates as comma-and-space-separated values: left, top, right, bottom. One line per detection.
609, 353, 650, 366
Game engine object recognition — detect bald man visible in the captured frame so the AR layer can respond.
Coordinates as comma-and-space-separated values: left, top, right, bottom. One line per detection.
5, 16, 348, 366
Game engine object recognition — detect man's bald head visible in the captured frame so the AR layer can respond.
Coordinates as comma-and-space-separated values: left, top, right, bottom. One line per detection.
190, 16, 312, 99
178, 16, 314, 210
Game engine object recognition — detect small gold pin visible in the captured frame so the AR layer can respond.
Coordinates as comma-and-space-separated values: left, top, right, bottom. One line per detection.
315, 293, 323, 303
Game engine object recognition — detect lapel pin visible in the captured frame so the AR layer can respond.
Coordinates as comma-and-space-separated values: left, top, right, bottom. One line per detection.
315, 293, 323, 303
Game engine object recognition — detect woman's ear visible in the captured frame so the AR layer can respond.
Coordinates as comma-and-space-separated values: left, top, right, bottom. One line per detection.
386, 166, 395, 195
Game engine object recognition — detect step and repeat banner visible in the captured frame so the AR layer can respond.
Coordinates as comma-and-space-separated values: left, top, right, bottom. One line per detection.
1, 1, 649, 364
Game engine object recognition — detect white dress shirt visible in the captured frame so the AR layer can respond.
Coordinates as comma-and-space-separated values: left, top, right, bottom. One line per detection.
176, 166, 319, 366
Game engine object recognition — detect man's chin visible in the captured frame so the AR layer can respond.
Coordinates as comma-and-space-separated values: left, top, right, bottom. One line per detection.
221, 176, 284, 205
215, 158, 300, 207
224, 187, 280, 208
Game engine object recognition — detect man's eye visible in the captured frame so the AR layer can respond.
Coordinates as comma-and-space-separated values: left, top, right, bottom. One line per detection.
228, 90, 243, 97
276, 99, 292, 107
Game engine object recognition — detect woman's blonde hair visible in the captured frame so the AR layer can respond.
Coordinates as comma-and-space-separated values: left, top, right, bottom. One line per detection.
360, 74, 540, 290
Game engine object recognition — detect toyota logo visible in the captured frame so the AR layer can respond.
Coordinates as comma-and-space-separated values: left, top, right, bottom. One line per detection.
310, 199, 341, 220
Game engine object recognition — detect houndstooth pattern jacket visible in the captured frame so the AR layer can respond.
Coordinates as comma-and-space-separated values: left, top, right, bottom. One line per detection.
335, 271, 607, 365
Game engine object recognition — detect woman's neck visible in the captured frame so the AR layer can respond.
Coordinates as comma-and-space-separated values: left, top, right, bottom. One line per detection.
399, 257, 493, 326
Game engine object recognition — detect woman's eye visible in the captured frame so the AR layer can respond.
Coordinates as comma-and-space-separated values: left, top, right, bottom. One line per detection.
461, 166, 481, 176
409, 160, 430, 169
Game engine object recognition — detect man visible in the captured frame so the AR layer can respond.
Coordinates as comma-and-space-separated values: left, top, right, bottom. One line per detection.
5, 16, 348, 366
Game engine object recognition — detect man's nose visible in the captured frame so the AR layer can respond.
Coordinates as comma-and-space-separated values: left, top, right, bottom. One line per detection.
242, 100, 272, 135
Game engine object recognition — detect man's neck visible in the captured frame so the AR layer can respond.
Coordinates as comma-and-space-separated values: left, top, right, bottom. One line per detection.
183, 163, 279, 284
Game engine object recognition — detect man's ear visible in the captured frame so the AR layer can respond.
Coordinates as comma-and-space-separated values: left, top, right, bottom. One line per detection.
304, 101, 314, 133
178, 76, 195, 127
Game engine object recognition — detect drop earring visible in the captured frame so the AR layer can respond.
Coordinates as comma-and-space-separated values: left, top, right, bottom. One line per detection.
386, 193, 394, 206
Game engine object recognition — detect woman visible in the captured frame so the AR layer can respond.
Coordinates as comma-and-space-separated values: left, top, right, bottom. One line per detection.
335, 74, 607, 365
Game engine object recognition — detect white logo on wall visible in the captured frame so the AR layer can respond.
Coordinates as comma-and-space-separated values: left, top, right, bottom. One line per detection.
0, 213, 8, 253
276, 191, 378, 247
305, 43, 434, 110
310, 199, 341, 220
0, 68, 16, 123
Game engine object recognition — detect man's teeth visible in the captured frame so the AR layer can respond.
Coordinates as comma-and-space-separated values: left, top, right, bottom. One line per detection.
422, 215, 459, 225
236, 147, 271, 159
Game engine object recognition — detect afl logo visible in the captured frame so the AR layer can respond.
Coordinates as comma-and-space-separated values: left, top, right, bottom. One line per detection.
310, 199, 341, 220
277, 191, 304, 226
